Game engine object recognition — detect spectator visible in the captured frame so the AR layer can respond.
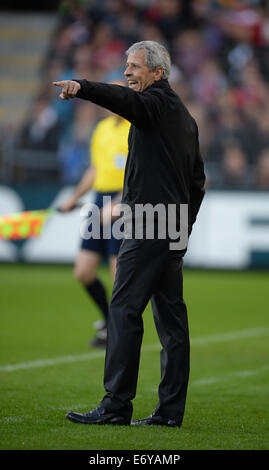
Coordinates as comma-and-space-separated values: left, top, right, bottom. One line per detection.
57, 101, 97, 184
144, 0, 188, 45
252, 105, 269, 155
116, 6, 141, 46
140, 21, 166, 45
90, 22, 126, 75
231, 60, 268, 109
186, 100, 214, 157
210, 140, 253, 190
191, 58, 228, 105
154, 0, 186, 43
256, 148, 269, 190
206, 96, 262, 166
17, 95, 60, 152
173, 29, 210, 79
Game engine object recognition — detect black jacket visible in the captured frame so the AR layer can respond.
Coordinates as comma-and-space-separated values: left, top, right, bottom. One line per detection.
76, 78, 205, 232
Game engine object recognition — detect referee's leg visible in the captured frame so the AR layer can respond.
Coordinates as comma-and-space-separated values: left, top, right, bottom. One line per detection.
151, 254, 190, 425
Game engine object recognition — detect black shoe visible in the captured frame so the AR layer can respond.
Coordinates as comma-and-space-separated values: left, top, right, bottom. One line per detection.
89, 327, 107, 348
131, 413, 181, 428
66, 406, 130, 425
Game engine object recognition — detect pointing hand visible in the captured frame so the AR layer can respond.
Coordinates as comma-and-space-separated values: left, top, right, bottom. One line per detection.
53, 80, 81, 100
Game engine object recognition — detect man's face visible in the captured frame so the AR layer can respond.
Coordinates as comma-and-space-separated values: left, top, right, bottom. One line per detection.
124, 49, 162, 92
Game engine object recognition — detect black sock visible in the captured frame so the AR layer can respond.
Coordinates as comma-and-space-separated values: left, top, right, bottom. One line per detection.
84, 279, 109, 325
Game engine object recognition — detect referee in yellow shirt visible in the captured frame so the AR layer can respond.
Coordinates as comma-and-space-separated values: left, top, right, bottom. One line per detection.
61, 88, 130, 348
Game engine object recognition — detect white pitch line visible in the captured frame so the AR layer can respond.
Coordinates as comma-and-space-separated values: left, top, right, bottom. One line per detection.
0, 416, 25, 424
0, 351, 105, 372
149, 364, 269, 391
0, 326, 268, 373
192, 365, 269, 386
190, 326, 269, 345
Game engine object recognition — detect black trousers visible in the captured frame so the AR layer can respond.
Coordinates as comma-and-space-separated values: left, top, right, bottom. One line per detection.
100, 237, 190, 424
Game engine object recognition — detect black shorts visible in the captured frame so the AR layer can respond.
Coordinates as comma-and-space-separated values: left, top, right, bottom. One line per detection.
81, 191, 123, 257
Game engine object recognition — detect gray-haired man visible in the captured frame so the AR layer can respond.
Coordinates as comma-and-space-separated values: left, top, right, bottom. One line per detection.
54, 41, 205, 427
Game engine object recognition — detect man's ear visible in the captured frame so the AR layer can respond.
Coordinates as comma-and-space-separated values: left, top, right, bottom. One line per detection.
154, 67, 164, 81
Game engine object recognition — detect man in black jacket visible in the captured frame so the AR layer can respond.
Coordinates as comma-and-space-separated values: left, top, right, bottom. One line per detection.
54, 40, 205, 427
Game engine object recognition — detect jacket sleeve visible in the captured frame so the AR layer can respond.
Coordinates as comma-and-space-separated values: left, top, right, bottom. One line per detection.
189, 122, 206, 231
75, 80, 167, 129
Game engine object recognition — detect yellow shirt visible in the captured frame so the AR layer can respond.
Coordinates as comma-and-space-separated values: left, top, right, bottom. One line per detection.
91, 116, 130, 192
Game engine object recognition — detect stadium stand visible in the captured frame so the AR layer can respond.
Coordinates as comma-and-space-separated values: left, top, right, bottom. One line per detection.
0, 12, 59, 181
1, 0, 269, 189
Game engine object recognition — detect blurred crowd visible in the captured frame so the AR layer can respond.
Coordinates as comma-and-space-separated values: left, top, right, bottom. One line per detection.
3, 0, 269, 190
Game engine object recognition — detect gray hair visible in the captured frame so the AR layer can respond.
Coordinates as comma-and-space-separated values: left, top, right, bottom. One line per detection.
126, 41, 171, 80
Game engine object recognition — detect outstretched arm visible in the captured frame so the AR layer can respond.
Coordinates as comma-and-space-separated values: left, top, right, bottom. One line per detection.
53, 79, 167, 128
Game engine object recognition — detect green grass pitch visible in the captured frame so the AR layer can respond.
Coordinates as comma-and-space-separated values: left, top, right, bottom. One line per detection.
0, 263, 268, 450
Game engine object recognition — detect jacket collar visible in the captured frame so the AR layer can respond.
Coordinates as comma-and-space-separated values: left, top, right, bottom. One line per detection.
145, 79, 171, 91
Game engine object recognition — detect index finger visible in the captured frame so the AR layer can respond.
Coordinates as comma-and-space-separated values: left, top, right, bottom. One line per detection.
53, 81, 65, 87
